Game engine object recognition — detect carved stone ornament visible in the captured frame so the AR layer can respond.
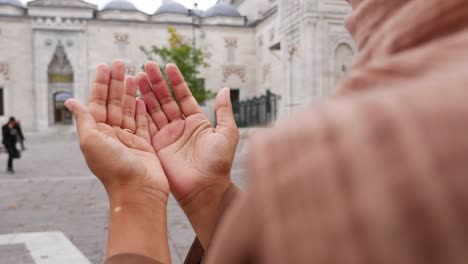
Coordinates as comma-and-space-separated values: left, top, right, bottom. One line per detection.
222, 66, 246, 83
48, 43, 73, 76
224, 37, 238, 48
269, 27, 275, 42
33, 17, 85, 30
0, 64, 10, 81
114, 33, 130, 45
263, 64, 271, 83
288, 44, 298, 60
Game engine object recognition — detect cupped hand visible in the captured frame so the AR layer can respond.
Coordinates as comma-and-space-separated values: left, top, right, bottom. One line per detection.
65, 60, 169, 203
138, 62, 239, 205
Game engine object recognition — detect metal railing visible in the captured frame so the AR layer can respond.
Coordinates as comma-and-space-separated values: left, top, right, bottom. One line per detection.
234, 90, 280, 127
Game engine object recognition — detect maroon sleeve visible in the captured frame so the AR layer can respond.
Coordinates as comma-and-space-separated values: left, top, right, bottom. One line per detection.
184, 238, 204, 264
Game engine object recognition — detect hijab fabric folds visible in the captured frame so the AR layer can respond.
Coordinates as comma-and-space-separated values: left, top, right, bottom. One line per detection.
205, 0, 468, 263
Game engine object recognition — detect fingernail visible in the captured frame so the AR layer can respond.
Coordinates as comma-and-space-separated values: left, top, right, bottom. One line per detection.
64, 100, 73, 112
220, 87, 229, 97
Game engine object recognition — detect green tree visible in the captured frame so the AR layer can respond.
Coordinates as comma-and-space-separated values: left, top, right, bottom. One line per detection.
141, 27, 212, 103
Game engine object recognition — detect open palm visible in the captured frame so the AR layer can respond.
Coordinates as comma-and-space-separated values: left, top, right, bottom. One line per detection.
138, 62, 239, 204
66, 61, 169, 200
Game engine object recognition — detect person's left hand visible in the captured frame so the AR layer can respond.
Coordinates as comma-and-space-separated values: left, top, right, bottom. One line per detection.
138, 63, 239, 204
138, 62, 240, 247
65, 60, 169, 203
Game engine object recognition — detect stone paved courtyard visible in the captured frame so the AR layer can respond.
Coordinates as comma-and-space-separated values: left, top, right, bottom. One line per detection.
0, 129, 250, 264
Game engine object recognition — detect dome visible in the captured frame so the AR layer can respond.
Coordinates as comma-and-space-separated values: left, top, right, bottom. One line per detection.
204, 2, 241, 18
102, 0, 137, 11
0, 0, 23, 8
155, 1, 188, 15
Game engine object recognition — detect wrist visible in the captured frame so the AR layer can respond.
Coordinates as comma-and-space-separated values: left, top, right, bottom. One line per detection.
179, 179, 238, 248
107, 185, 169, 209
179, 179, 232, 215
106, 191, 170, 263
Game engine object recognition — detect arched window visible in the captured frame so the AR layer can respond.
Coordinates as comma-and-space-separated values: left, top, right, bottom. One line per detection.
0, 65, 9, 116
0, 87, 4, 116
333, 43, 354, 88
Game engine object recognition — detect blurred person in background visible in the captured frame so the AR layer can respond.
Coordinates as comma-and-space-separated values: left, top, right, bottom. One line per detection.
2, 117, 20, 173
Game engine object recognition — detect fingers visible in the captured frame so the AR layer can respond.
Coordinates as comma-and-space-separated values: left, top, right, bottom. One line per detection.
147, 113, 158, 138
106, 60, 126, 127
121, 76, 137, 132
137, 72, 169, 129
152, 120, 185, 152
88, 64, 111, 123
65, 99, 97, 139
215, 87, 238, 135
135, 99, 151, 143
145, 62, 183, 121
166, 63, 203, 117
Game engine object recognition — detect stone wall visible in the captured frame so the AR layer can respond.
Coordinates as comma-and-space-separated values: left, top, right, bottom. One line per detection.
86, 20, 257, 123
254, 11, 282, 97
0, 0, 355, 131
279, 0, 355, 115
0, 17, 34, 130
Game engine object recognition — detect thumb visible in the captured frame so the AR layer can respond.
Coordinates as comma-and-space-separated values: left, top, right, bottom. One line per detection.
65, 99, 97, 137
215, 87, 238, 137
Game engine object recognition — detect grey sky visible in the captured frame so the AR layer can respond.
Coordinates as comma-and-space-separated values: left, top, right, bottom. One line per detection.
21, 0, 219, 14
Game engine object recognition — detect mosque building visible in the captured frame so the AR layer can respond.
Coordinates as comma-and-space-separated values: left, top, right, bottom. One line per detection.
0, 0, 354, 131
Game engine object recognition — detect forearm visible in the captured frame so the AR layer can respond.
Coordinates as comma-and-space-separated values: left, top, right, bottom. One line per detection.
181, 181, 242, 249
106, 191, 171, 264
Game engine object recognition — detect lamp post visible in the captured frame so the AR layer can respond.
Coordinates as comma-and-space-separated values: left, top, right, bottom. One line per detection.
189, 1, 198, 68
190, 1, 198, 51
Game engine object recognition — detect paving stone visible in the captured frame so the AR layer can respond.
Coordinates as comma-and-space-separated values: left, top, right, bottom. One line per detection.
0, 244, 35, 264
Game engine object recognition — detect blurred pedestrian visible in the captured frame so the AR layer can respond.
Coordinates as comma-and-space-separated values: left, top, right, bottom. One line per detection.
14, 120, 25, 151
2, 117, 20, 173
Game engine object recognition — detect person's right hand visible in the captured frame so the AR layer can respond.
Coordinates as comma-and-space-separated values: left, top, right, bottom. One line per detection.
138, 62, 240, 247
65, 60, 169, 203
66, 61, 172, 262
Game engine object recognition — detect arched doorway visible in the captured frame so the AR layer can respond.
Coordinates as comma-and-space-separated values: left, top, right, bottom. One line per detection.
48, 43, 74, 125
53, 92, 73, 124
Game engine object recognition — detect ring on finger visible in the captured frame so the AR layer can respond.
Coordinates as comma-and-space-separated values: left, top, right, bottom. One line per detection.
123, 128, 135, 134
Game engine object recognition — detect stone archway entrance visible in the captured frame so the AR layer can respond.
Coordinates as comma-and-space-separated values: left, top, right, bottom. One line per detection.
48, 42, 74, 125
